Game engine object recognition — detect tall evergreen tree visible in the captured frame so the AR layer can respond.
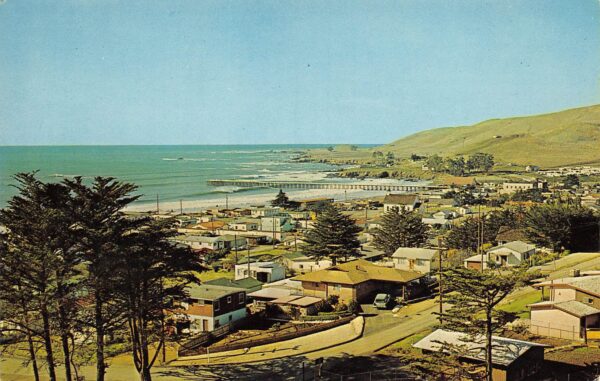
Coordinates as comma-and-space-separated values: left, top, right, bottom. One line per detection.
64, 176, 144, 381
303, 204, 362, 264
372, 208, 429, 256
437, 266, 533, 381
117, 218, 201, 381
271, 189, 290, 207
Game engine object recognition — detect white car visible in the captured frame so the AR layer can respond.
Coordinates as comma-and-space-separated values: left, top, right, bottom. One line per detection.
373, 293, 392, 309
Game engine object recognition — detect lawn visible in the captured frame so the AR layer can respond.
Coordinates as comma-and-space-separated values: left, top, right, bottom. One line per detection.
197, 269, 234, 282
381, 329, 433, 354
498, 287, 543, 319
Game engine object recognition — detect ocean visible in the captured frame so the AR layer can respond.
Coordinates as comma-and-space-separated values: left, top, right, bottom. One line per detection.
0, 145, 341, 209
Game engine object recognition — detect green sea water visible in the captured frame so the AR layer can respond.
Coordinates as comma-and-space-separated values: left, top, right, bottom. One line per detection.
0, 145, 338, 207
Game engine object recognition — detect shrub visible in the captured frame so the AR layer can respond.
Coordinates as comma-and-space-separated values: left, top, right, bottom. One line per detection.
348, 300, 360, 315
326, 295, 339, 306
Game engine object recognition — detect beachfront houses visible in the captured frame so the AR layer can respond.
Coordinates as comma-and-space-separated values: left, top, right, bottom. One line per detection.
391, 247, 438, 274
259, 215, 296, 233
180, 284, 247, 333
294, 259, 424, 304
383, 194, 421, 213
175, 234, 247, 251
234, 261, 286, 283
529, 274, 600, 341
228, 220, 259, 231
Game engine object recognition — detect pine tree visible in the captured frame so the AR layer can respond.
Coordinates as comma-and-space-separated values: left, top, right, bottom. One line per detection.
64, 176, 144, 381
271, 189, 290, 208
303, 204, 362, 264
116, 218, 201, 381
372, 208, 429, 256
437, 266, 533, 381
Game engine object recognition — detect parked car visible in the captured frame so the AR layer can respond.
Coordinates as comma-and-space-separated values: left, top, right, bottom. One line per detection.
373, 293, 392, 309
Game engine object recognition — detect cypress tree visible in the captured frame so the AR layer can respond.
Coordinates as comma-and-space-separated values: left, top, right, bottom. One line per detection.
372, 208, 429, 256
303, 204, 362, 264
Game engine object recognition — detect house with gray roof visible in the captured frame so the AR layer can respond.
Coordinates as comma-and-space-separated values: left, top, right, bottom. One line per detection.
392, 247, 438, 274
486, 241, 536, 267
383, 194, 421, 213
413, 329, 547, 381
529, 275, 600, 341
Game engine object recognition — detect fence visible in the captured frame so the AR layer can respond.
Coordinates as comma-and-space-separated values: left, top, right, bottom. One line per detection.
179, 315, 355, 357
529, 320, 581, 341
178, 323, 232, 356
319, 368, 417, 381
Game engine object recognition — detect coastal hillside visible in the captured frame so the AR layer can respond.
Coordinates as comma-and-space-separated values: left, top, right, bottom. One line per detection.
382, 104, 600, 168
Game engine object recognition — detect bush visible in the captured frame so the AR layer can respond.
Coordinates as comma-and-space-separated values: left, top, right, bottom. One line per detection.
326, 295, 339, 306
348, 300, 360, 315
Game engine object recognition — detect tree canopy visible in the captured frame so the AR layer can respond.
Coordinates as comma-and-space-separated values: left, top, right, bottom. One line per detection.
372, 208, 429, 256
302, 204, 362, 264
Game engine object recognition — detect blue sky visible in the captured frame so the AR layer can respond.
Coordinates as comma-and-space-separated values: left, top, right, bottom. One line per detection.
1, 0, 599, 145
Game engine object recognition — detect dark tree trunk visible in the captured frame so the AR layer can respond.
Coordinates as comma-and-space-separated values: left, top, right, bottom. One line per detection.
95, 295, 106, 381
56, 275, 73, 381
25, 329, 40, 381
486, 310, 493, 381
40, 303, 57, 381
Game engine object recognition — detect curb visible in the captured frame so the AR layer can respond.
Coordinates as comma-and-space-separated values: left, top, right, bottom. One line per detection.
170, 316, 365, 367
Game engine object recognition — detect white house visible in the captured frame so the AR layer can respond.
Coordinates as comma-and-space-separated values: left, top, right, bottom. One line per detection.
486, 241, 536, 267
383, 194, 421, 213
250, 207, 280, 218
278, 252, 332, 274
228, 220, 259, 231
176, 234, 247, 251
259, 215, 296, 232
392, 247, 438, 273
234, 261, 286, 283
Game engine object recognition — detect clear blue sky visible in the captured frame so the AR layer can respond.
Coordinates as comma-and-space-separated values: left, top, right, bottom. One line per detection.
1, 0, 599, 145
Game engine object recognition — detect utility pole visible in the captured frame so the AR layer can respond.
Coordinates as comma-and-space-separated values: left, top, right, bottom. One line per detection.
234, 233, 238, 265
294, 232, 298, 252
247, 245, 251, 279
156, 194, 159, 214
478, 204, 483, 272
272, 215, 276, 248
226, 194, 229, 209
437, 236, 444, 324
364, 205, 368, 231
180, 199, 183, 215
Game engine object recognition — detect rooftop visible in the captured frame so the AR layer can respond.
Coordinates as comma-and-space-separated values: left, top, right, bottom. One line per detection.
529, 300, 600, 318
488, 240, 536, 254
392, 247, 438, 260
186, 283, 240, 301
413, 329, 548, 367
383, 194, 419, 205
204, 277, 263, 290
294, 259, 423, 285
534, 275, 600, 296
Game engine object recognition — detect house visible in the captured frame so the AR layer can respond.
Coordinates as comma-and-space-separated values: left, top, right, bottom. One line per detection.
278, 252, 332, 274
486, 241, 536, 267
464, 253, 490, 271
433, 210, 457, 220
413, 329, 547, 381
175, 234, 247, 251
499, 180, 548, 195
234, 261, 286, 283
383, 194, 421, 213
294, 259, 424, 304
247, 278, 303, 309
529, 275, 600, 341
228, 220, 259, 231
392, 247, 439, 274
268, 295, 323, 316
180, 284, 247, 333
298, 197, 334, 211
457, 206, 472, 215
204, 277, 263, 293
259, 215, 296, 233
250, 207, 280, 218
421, 217, 452, 229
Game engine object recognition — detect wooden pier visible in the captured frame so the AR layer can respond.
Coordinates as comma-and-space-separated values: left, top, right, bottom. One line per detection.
207, 179, 437, 192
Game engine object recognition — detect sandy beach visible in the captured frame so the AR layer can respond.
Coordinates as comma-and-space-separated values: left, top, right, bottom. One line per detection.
124, 188, 390, 213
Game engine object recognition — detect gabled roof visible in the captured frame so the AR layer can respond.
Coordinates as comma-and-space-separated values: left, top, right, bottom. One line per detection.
186, 284, 240, 301
392, 247, 438, 260
413, 329, 548, 367
294, 259, 423, 285
383, 194, 419, 205
204, 277, 263, 290
534, 275, 600, 297
487, 241, 535, 254
529, 300, 600, 318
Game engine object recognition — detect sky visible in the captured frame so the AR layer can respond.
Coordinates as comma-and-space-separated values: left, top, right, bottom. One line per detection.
1, 0, 599, 145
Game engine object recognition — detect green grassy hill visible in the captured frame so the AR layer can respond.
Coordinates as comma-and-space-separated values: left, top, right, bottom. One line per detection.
382, 104, 600, 167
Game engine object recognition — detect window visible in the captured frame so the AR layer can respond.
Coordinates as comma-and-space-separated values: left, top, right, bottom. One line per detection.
299, 264, 304, 269
416, 259, 426, 266
239, 293, 245, 304
587, 298, 594, 304
314, 282, 319, 287
333, 284, 341, 291
229, 315, 233, 322
397, 258, 407, 265
227, 296, 232, 304
214, 300, 220, 312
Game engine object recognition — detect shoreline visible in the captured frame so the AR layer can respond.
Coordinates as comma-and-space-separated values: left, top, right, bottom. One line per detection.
124, 188, 391, 213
